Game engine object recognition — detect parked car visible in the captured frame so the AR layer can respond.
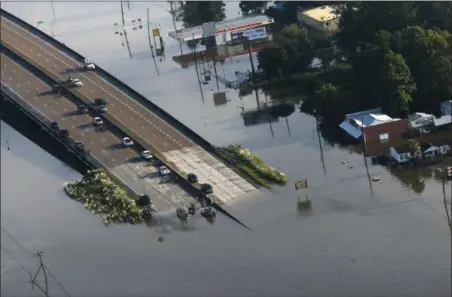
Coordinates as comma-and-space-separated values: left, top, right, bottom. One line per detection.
94, 98, 108, 106
78, 104, 88, 114
83, 58, 95, 70
66, 77, 83, 87
74, 141, 89, 154
122, 137, 134, 147
159, 166, 171, 176
93, 117, 104, 126
97, 105, 107, 113
187, 173, 198, 184
50, 121, 59, 130
200, 183, 213, 195
52, 84, 62, 93
141, 150, 153, 160
58, 129, 69, 139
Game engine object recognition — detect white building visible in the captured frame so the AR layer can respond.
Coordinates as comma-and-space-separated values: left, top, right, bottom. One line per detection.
297, 5, 340, 35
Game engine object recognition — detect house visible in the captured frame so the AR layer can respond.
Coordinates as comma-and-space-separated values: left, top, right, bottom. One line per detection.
440, 100, 452, 115
427, 138, 452, 155
408, 112, 434, 129
390, 145, 413, 163
339, 108, 410, 143
297, 5, 340, 37
419, 142, 440, 159
433, 115, 452, 129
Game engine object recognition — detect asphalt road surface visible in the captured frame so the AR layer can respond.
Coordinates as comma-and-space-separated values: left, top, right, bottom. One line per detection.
1, 52, 197, 212
1, 16, 257, 204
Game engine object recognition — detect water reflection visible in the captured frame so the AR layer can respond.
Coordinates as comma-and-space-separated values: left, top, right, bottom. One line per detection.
3, 3, 452, 296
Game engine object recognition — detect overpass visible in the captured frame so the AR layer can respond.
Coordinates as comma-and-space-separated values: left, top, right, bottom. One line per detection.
0, 10, 258, 206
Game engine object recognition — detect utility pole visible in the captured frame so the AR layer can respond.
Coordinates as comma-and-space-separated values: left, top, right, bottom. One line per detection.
120, 2, 132, 58
361, 115, 374, 195
248, 43, 256, 75
29, 251, 49, 297
147, 8, 155, 58
51, 1, 56, 23
315, 113, 326, 174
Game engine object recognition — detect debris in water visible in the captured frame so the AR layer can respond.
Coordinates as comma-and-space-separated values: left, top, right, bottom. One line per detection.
158, 236, 164, 243
371, 177, 380, 182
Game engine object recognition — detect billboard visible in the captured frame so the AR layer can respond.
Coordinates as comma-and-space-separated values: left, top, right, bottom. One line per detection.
231, 27, 267, 41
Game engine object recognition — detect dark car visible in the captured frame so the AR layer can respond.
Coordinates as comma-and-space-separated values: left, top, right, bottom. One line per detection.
74, 141, 89, 154
50, 121, 59, 130
58, 129, 69, 139
200, 183, 213, 195
94, 98, 108, 106
52, 84, 62, 93
187, 173, 198, 184
78, 104, 88, 113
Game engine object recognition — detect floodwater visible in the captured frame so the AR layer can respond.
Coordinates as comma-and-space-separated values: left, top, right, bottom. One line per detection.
1, 2, 451, 297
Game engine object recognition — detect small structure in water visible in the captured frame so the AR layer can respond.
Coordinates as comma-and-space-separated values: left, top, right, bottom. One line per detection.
176, 207, 189, 223
201, 206, 216, 219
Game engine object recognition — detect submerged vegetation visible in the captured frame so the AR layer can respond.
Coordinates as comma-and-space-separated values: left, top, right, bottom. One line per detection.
217, 145, 288, 188
64, 169, 144, 225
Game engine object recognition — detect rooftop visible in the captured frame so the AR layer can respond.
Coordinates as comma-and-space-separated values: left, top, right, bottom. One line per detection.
433, 115, 452, 127
407, 112, 434, 122
168, 14, 274, 41
441, 100, 452, 115
301, 5, 339, 22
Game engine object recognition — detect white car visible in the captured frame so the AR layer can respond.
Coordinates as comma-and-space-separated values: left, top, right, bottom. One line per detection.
68, 78, 83, 87
159, 166, 170, 176
122, 137, 134, 147
141, 150, 153, 160
93, 117, 104, 126
83, 58, 95, 70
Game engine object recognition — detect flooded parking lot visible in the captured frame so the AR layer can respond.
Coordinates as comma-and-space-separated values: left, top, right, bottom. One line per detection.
1, 2, 451, 297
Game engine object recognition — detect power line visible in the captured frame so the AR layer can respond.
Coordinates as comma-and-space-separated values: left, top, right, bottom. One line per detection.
2, 227, 72, 297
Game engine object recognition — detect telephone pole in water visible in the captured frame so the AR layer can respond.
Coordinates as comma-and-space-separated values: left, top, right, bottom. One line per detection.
29, 250, 50, 296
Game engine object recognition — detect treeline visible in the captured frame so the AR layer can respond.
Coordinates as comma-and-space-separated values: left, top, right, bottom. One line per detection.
252, 2, 452, 122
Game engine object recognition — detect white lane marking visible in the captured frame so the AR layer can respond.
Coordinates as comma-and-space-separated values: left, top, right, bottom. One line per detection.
2, 20, 255, 190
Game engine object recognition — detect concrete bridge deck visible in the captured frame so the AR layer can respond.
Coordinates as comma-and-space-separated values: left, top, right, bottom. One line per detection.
1, 12, 257, 204
1, 52, 196, 212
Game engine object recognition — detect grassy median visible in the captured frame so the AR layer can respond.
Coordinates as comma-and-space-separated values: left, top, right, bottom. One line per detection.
64, 169, 144, 225
216, 145, 288, 189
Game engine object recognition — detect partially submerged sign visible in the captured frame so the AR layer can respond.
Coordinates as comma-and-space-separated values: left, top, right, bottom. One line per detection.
294, 178, 308, 191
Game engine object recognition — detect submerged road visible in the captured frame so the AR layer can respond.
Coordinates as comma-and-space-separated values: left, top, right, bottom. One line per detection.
1, 15, 257, 204
1, 52, 197, 212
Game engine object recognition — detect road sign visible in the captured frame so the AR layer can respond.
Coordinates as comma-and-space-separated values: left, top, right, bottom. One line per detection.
294, 178, 308, 191
152, 28, 160, 37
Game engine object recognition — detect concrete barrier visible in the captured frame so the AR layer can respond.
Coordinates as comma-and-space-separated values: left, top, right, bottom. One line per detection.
1, 82, 140, 201
0, 8, 258, 188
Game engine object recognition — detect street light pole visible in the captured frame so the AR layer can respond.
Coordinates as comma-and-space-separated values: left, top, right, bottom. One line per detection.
51, 1, 56, 22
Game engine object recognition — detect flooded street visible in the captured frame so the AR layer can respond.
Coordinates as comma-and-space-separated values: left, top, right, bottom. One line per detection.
2, 2, 451, 297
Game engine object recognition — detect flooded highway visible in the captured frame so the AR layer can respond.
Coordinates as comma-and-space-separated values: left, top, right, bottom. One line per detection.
1, 2, 451, 297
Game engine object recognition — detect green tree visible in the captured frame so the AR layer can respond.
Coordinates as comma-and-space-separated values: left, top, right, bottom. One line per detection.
311, 83, 341, 117
239, 1, 269, 16
399, 26, 452, 113
405, 139, 420, 158
256, 45, 286, 79
377, 50, 416, 117
176, 1, 226, 27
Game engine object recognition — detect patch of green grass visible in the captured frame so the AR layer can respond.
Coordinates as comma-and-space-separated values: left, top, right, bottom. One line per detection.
216, 146, 288, 189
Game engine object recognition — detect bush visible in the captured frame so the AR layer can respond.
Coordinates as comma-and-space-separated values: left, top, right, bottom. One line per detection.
64, 169, 143, 225
226, 145, 288, 185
